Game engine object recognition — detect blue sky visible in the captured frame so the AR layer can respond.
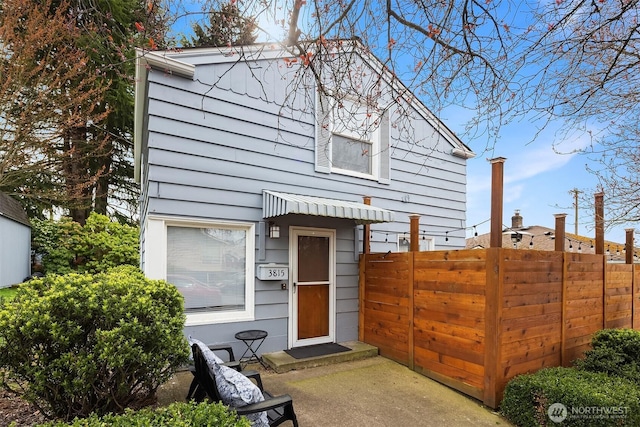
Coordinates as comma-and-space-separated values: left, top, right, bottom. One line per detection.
176, 3, 633, 245
248, 4, 634, 245
449, 114, 630, 244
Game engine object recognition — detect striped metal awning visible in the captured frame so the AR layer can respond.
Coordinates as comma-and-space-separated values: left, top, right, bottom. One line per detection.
263, 190, 394, 224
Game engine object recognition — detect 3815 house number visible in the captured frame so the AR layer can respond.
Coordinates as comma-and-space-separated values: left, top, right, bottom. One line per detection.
257, 264, 289, 281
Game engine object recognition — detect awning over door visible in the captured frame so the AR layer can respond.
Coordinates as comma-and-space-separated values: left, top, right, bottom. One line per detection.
263, 190, 394, 224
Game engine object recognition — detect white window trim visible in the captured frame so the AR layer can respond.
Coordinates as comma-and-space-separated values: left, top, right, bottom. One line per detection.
330, 129, 380, 180
144, 215, 255, 326
315, 91, 390, 183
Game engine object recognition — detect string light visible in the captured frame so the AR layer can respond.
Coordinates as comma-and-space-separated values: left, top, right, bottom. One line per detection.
529, 236, 534, 248
616, 246, 620, 256
578, 242, 582, 253
590, 240, 594, 248
367, 218, 490, 244
606, 245, 610, 255
569, 239, 573, 250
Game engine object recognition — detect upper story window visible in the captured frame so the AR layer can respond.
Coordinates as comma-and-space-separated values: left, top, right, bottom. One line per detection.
315, 93, 390, 183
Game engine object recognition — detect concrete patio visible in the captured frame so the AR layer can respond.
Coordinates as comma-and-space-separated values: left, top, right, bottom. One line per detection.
157, 354, 512, 426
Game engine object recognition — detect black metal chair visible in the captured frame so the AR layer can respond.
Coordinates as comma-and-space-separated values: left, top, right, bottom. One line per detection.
186, 343, 241, 401
191, 343, 298, 427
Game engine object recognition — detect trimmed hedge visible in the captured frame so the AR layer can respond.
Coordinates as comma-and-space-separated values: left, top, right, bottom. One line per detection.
574, 328, 640, 386
37, 401, 251, 427
0, 266, 190, 421
501, 367, 640, 426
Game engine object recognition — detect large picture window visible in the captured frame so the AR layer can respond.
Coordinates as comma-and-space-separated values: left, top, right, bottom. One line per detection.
167, 225, 247, 312
144, 217, 255, 325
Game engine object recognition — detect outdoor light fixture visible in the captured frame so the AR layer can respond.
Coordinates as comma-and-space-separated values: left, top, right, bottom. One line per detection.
511, 232, 522, 248
269, 223, 280, 239
399, 234, 410, 251
503, 229, 532, 249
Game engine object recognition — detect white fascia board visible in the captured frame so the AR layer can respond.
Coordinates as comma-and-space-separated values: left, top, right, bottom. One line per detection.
133, 49, 195, 183
157, 43, 295, 65
451, 147, 476, 159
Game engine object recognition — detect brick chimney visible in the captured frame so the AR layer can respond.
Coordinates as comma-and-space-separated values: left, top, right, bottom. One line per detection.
512, 209, 523, 229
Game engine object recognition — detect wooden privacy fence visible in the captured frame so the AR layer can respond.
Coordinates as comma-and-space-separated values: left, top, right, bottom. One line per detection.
358, 248, 640, 409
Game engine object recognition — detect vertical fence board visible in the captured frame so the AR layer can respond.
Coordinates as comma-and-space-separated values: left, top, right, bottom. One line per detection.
634, 266, 640, 329
483, 248, 501, 408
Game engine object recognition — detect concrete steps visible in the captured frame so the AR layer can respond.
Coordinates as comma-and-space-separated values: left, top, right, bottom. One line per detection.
261, 341, 378, 373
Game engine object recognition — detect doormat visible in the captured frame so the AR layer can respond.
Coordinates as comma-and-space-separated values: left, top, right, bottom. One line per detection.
284, 343, 351, 359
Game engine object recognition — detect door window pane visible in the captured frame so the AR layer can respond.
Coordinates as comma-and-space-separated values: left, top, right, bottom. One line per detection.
297, 236, 329, 282
167, 226, 246, 312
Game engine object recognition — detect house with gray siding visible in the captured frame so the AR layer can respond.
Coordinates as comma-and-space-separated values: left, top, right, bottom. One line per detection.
0, 192, 31, 288
134, 42, 474, 355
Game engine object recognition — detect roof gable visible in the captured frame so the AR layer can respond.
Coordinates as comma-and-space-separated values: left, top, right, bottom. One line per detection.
134, 41, 474, 182
0, 193, 30, 227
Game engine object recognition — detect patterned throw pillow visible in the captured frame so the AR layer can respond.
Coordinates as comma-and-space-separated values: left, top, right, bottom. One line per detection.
188, 337, 224, 365
212, 363, 269, 427
189, 336, 268, 426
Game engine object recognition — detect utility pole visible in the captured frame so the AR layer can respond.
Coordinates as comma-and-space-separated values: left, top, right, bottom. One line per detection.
569, 188, 582, 235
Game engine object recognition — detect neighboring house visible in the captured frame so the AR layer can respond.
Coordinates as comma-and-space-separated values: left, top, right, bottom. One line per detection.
0, 192, 31, 288
134, 42, 475, 353
466, 209, 638, 262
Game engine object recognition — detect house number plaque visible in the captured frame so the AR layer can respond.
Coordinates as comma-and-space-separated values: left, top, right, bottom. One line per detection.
257, 264, 289, 280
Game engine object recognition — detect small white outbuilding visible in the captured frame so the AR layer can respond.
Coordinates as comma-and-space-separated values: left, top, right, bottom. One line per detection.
0, 192, 31, 288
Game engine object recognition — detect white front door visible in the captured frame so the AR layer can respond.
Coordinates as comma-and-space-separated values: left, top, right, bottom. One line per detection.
289, 227, 336, 348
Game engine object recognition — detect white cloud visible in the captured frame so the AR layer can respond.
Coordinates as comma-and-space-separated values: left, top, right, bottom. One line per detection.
504, 145, 574, 183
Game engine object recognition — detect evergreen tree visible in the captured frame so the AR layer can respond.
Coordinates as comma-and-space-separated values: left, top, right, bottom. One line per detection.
0, 0, 170, 224
184, 3, 256, 48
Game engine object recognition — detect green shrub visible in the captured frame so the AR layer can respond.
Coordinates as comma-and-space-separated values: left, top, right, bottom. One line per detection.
31, 213, 139, 275
37, 401, 251, 427
0, 266, 190, 421
574, 328, 640, 386
501, 367, 640, 426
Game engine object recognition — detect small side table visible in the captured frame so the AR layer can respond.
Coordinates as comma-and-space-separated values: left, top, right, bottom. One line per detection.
235, 329, 269, 369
